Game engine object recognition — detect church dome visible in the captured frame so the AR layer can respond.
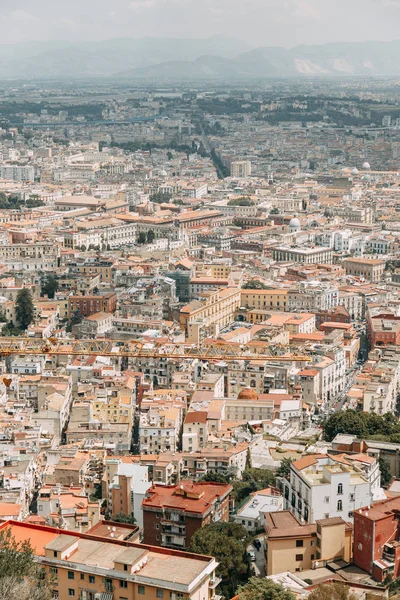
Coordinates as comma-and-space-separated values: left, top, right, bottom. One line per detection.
238, 387, 259, 401
289, 217, 301, 232
362, 162, 371, 170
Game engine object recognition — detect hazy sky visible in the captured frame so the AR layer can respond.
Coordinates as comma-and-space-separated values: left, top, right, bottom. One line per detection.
1, 0, 400, 47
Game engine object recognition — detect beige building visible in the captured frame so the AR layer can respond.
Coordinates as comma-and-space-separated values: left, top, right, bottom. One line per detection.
180, 287, 241, 343
230, 160, 252, 178
343, 258, 385, 282
240, 289, 288, 311
265, 510, 353, 576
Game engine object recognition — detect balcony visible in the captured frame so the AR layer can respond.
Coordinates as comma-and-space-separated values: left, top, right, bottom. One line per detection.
209, 576, 222, 589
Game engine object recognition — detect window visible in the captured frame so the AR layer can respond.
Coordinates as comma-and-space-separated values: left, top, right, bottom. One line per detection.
337, 500, 343, 512
105, 579, 113, 592
89, 575, 95, 584
80, 573, 84, 580
53, 550, 57, 558
120, 581, 128, 588
68, 572, 74, 580
311, 554, 315, 560
337, 483, 343, 495
123, 564, 128, 571
68, 591, 75, 597
296, 540, 303, 547
295, 554, 303, 561
50, 566, 58, 575
156, 591, 164, 599
348, 511, 354, 518
138, 585, 145, 595
324, 497, 329, 503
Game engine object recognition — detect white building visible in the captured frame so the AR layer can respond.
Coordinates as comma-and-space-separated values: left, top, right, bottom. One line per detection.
279, 453, 384, 523
234, 488, 284, 531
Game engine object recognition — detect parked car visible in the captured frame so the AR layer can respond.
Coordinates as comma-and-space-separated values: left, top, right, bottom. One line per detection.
253, 539, 261, 551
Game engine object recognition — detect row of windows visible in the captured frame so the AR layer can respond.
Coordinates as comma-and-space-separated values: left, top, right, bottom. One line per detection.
64, 576, 165, 597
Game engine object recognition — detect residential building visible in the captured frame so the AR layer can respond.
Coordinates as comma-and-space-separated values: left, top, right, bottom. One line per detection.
142, 481, 232, 549
0, 520, 220, 600
343, 258, 385, 282
278, 453, 383, 524
265, 510, 352, 576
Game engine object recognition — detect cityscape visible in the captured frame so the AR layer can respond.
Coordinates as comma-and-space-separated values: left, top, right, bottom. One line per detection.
1, 5, 400, 600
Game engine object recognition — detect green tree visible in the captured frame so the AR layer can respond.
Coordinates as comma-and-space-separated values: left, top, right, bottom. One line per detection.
189, 522, 250, 598
237, 577, 296, 600
307, 582, 356, 600
379, 457, 392, 487
270, 207, 280, 214
150, 192, 172, 204
242, 279, 268, 290
323, 410, 400, 443
228, 197, 254, 206
15, 289, 34, 331
113, 512, 137, 525
199, 472, 231, 484
276, 457, 294, 479
302, 199, 308, 211
147, 230, 155, 244
41, 274, 59, 299
137, 232, 147, 244
0, 528, 52, 600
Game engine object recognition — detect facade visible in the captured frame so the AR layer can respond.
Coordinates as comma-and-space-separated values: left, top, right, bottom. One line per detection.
230, 160, 252, 178
0, 242, 59, 271
343, 258, 385, 282
278, 453, 382, 524
265, 511, 352, 576
271, 247, 333, 265
353, 496, 400, 582
0, 520, 219, 600
68, 292, 117, 318
142, 481, 232, 549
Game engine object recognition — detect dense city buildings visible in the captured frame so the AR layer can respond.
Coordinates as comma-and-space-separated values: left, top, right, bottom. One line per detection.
0, 74, 399, 599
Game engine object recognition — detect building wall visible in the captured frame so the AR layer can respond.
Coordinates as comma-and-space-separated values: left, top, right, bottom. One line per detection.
266, 534, 316, 576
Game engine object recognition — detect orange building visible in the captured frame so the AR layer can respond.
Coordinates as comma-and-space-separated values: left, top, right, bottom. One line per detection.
1, 519, 219, 600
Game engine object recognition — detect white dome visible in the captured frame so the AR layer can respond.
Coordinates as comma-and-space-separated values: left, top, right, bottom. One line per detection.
362, 162, 371, 170
351, 168, 359, 175
289, 217, 301, 231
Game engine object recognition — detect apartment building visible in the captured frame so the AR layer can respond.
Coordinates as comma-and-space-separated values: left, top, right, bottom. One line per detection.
37, 484, 101, 533
343, 258, 385, 282
180, 287, 241, 344
339, 290, 363, 321
353, 496, 400, 582
0, 520, 219, 600
265, 511, 352, 576
288, 284, 339, 312
240, 289, 288, 311
75, 216, 137, 249
103, 459, 151, 528
139, 406, 183, 454
278, 453, 382, 524
0, 165, 35, 181
142, 481, 232, 549
366, 305, 400, 348
68, 292, 117, 318
230, 160, 252, 177
0, 242, 59, 271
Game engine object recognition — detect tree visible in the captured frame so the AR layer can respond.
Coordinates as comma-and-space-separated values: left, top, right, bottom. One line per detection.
270, 207, 280, 214
41, 274, 59, 299
242, 279, 268, 290
245, 448, 252, 470
15, 289, 34, 331
113, 512, 136, 525
379, 457, 392, 487
137, 232, 147, 244
302, 199, 308, 211
189, 522, 250, 598
150, 192, 172, 204
227, 197, 255, 206
147, 230, 155, 244
199, 472, 231, 484
323, 410, 400, 443
0, 528, 51, 600
237, 577, 296, 600
307, 583, 356, 600
276, 458, 293, 479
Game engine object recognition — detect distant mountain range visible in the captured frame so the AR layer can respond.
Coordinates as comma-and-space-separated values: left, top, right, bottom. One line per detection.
1, 38, 400, 79
117, 40, 400, 79
0, 37, 251, 79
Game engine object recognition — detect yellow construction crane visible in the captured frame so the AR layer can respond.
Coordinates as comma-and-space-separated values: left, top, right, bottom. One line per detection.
0, 337, 310, 362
